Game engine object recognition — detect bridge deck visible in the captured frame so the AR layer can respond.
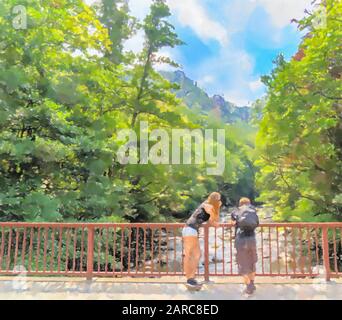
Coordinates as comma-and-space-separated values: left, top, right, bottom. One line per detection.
0, 276, 341, 300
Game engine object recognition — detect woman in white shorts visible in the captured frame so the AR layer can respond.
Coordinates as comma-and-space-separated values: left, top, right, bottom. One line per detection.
182, 192, 221, 288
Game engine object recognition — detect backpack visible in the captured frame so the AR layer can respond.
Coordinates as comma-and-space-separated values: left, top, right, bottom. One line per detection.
235, 205, 258, 232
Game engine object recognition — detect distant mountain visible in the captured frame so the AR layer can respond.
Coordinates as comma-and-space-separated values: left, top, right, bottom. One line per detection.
160, 70, 251, 123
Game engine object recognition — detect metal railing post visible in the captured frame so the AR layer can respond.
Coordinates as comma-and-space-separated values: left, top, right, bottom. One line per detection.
204, 224, 210, 282
86, 226, 94, 280
322, 226, 331, 282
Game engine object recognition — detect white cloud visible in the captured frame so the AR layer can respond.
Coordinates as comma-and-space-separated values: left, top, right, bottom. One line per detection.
123, 29, 145, 53
249, 79, 264, 92
257, 0, 314, 28
224, 0, 314, 30
167, 0, 229, 46
198, 75, 215, 87
128, 0, 152, 21
223, 90, 252, 106
223, 0, 258, 34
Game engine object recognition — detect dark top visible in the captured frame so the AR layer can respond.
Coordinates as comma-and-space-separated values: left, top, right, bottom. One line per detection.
186, 202, 211, 231
231, 205, 259, 242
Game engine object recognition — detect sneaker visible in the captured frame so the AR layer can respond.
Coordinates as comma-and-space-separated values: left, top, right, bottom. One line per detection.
187, 278, 200, 287
250, 280, 256, 292
243, 283, 254, 296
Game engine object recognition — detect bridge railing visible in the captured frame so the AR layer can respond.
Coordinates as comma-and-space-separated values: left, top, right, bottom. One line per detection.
0, 222, 341, 281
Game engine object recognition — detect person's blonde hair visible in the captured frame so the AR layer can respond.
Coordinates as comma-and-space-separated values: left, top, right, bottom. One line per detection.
207, 192, 221, 221
239, 197, 251, 206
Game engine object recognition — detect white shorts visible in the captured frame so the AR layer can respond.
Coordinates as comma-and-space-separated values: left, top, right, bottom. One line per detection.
182, 226, 198, 237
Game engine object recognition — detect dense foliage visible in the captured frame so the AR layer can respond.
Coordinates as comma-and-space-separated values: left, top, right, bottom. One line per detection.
2, 0, 339, 224
256, 0, 342, 221
0, 0, 256, 222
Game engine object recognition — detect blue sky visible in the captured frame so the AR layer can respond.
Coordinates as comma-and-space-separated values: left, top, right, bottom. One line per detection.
86, 0, 314, 106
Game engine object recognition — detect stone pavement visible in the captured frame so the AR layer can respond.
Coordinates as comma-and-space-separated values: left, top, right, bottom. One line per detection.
0, 276, 341, 300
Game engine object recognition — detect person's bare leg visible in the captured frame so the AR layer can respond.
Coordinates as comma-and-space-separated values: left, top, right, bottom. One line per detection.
191, 237, 201, 279
183, 237, 193, 279
188, 237, 200, 280
183, 236, 198, 280
248, 272, 255, 282
242, 275, 250, 285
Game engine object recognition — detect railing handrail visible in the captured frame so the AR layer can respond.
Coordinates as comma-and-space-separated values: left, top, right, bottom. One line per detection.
0, 222, 341, 227
0, 221, 340, 282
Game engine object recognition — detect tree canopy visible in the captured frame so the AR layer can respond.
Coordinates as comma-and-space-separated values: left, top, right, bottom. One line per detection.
256, 0, 342, 221
0, 0, 256, 222
1, 0, 340, 223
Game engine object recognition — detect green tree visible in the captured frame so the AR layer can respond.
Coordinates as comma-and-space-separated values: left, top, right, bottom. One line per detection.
128, 0, 184, 127
0, 0, 125, 221
95, 0, 136, 64
255, 0, 342, 221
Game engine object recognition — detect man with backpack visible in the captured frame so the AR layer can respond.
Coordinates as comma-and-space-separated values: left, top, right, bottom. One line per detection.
231, 197, 259, 296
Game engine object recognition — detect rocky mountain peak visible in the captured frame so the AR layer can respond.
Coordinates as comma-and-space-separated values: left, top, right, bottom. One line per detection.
174, 70, 186, 82
212, 95, 226, 108
160, 70, 253, 123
